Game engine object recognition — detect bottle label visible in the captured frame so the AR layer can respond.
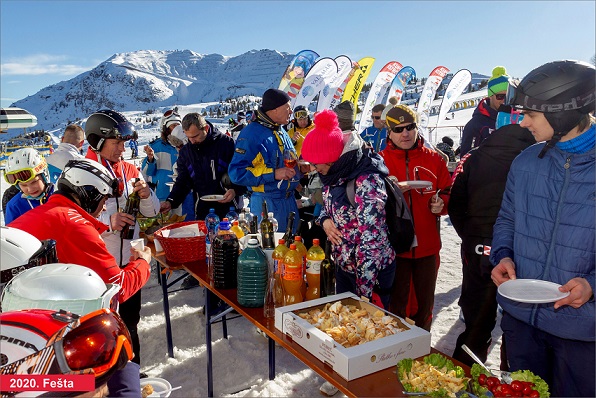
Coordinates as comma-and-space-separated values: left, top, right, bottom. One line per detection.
283, 265, 302, 280
273, 259, 281, 274
306, 260, 322, 274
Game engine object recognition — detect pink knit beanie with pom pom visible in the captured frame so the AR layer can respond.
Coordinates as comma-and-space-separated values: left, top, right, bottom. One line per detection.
301, 109, 344, 164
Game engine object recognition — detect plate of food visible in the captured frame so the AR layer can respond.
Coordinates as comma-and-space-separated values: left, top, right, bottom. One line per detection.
200, 194, 225, 201
397, 180, 433, 189
140, 377, 172, 397
498, 279, 569, 304
397, 353, 469, 397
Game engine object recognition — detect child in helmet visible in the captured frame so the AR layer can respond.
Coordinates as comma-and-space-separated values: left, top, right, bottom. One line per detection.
4, 147, 54, 224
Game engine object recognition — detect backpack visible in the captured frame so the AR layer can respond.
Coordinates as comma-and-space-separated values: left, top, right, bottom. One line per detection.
346, 176, 415, 254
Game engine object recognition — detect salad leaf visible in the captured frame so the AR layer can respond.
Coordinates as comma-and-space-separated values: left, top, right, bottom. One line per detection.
511, 370, 550, 398
470, 364, 492, 398
470, 363, 490, 379
397, 358, 413, 378
424, 353, 466, 378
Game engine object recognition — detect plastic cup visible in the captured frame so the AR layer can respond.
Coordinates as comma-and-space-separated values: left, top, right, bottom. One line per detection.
130, 238, 145, 251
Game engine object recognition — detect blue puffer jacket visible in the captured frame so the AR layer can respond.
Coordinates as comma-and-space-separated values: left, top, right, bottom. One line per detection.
141, 138, 179, 201
490, 141, 595, 342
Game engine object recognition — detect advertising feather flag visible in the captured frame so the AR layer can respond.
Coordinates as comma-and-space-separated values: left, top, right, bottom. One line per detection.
358, 61, 403, 133
316, 55, 353, 112
278, 50, 320, 100
436, 69, 471, 127
386, 66, 416, 105
341, 57, 375, 116
416, 66, 450, 142
329, 60, 360, 111
292, 58, 338, 108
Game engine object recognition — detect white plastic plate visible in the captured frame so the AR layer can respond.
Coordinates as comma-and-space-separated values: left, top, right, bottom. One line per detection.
498, 279, 570, 303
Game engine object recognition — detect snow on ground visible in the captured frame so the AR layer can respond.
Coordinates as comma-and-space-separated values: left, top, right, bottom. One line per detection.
1, 104, 504, 397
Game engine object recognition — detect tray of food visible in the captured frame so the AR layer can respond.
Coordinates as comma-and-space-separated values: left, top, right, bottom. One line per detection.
470, 364, 550, 398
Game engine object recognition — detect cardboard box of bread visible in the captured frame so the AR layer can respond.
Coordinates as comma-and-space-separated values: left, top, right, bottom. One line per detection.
274, 292, 431, 380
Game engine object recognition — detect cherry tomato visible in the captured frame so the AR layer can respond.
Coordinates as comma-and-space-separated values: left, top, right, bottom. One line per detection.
523, 386, 534, 396
500, 384, 513, 396
529, 390, 540, 398
511, 380, 524, 392
487, 376, 501, 389
478, 373, 488, 386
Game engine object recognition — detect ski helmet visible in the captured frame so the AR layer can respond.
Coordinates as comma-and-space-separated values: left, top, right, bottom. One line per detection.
1, 263, 120, 314
506, 60, 595, 133
56, 159, 119, 213
0, 308, 132, 389
5, 147, 50, 188
0, 226, 58, 288
85, 109, 135, 151
159, 108, 181, 131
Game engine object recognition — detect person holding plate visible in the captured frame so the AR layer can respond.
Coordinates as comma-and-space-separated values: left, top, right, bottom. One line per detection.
379, 104, 451, 331
490, 60, 595, 397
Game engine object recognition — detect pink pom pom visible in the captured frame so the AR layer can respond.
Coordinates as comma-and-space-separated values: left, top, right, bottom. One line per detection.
313, 109, 339, 131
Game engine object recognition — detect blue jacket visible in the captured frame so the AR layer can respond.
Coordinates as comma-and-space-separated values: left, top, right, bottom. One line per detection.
141, 138, 179, 201
490, 139, 595, 342
460, 98, 497, 157
5, 184, 55, 224
167, 122, 245, 220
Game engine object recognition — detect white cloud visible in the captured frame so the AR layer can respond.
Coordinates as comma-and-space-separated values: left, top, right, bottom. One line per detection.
1, 54, 92, 76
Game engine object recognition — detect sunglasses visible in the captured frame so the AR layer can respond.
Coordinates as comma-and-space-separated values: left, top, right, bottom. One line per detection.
372, 116, 382, 120
0, 309, 132, 381
4, 160, 48, 185
294, 110, 309, 119
391, 123, 417, 134
495, 93, 506, 101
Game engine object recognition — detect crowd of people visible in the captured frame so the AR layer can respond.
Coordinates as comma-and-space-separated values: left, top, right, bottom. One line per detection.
0, 59, 594, 397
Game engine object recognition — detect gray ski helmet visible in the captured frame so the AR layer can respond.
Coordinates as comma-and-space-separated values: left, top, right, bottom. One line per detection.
57, 159, 120, 213
506, 60, 595, 133
85, 109, 135, 151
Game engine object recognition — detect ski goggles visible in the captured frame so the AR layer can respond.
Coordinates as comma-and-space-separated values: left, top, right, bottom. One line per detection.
391, 123, 417, 134
4, 160, 48, 185
494, 93, 507, 101
163, 109, 180, 118
294, 110, 309, 119
0, 309, 132, 382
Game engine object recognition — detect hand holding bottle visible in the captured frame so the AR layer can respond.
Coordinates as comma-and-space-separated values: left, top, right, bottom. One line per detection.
132, 178, 152, 199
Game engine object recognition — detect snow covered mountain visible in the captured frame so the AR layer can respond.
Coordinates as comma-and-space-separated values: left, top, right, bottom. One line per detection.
11, 49, 294, 130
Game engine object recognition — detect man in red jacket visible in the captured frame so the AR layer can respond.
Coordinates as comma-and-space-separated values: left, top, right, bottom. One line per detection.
8, 159, 152, 303
380, 105, 451, 331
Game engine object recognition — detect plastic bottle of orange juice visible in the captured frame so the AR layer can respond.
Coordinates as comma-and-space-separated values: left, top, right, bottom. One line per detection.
272, 238, 289, 306
230, 220, 245, 240
305, 239, 324, 300
282, 244, 303, 304
293, 236, 308, 298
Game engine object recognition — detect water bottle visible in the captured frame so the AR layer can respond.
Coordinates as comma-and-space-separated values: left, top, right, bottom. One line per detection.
205, 208, 220, 265
268, 212, 279, 232
237, 238, 268, 307
226, 206, 239, 222
212, 220, 239, 289
238, 213, 250, 235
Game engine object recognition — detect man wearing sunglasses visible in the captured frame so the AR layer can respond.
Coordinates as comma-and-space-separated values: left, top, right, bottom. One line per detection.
4, 147, 55, 224
379, 105, 451, 331
360, 103, 388, 152
460, 66, 510, 157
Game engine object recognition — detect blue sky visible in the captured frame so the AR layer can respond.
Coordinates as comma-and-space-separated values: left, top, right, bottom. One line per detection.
1, 1, 594, 108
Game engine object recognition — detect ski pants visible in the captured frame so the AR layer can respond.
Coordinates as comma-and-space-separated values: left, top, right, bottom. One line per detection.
390, 255, 437, 331
119, 290, 142, 365
452, 237, 500, 366
335, 260, 396, 310
501, 312, 595, 397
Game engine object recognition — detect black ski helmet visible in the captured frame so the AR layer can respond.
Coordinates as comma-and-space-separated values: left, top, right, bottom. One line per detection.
507, 60, 595, 132
85, 109, 135, 151
57, 159, 120, 214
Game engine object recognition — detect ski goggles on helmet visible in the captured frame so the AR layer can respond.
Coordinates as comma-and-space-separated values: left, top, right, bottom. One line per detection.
98, 120, 135, 142
4, 160, 48, 185
0, 309, 132, 383
163, 109, 179, 118
294, 110, 309, 119
0, 239, 58, 285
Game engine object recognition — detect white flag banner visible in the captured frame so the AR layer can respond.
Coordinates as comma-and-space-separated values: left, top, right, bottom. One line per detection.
329, 61, 360, 110
358, 61, 403, 134
436, 69, 472, 128
416, 66, 450, 142
316, 55, 353, 112
386, 66, 415, 105
292, 57, 338, 109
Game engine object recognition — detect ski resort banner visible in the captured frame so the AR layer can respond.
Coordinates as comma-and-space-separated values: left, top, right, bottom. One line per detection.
278, 50, 320, 101
329, 60, 360, 111
386, 66, 416, 105
358, 61, 403, 133
436, 68, 472, 129
292, 57, 338, 108
416, 65, 450, 142
341, 57, 375, 116
316, 55, 353, 112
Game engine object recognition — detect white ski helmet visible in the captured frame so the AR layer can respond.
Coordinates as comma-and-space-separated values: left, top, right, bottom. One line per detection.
56, 159, 120, 213
4, 147, 50, 188
1, 263, 120, 314
160, 108, 182, 131
0, 226, 57, 288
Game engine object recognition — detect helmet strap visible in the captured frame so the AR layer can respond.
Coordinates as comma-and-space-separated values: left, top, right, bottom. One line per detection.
538, 131, 565, 159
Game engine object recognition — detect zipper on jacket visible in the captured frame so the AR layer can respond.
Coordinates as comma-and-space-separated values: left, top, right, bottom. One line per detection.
211, 159, 216, 180
405, 150, 416, 257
